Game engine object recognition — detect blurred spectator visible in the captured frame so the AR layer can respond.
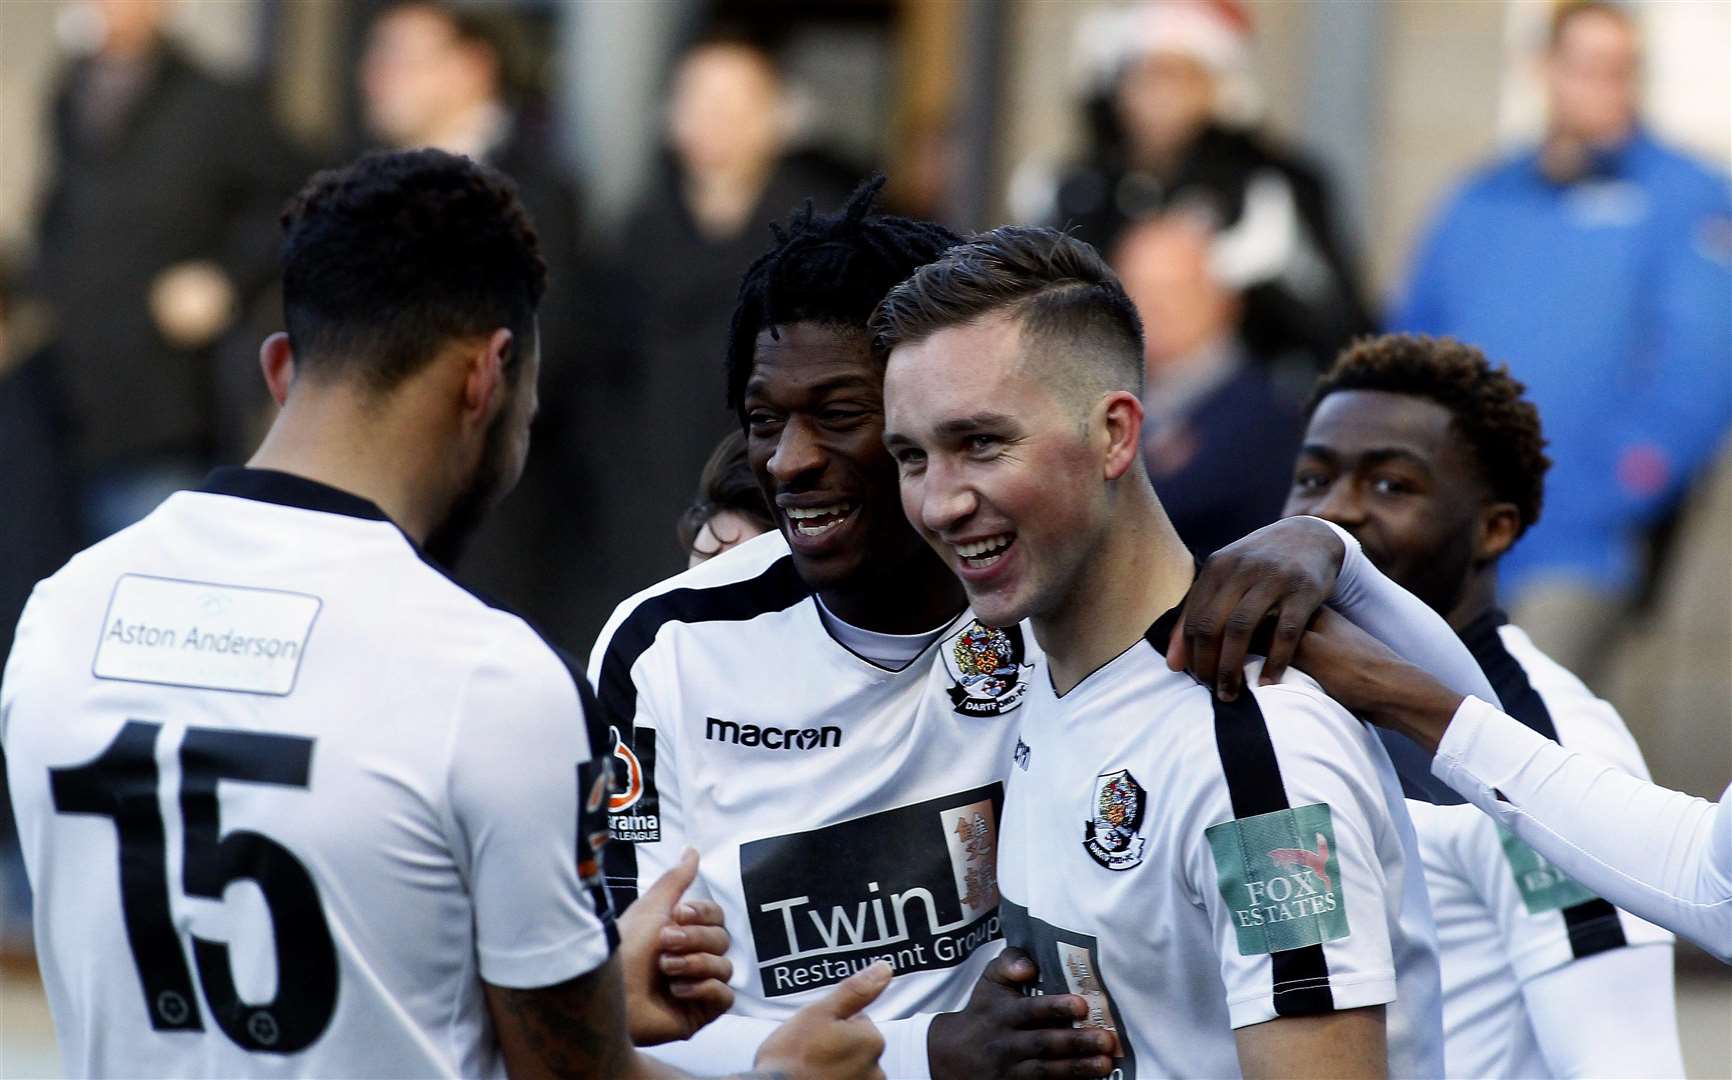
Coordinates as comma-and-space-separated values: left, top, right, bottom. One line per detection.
1113, 213, 1301, 557
32, 0, 303, 541
677, 429, 774, 567
1394, 0, 1732, 676
0, 265, 78, 952
613, 34, 856, 589
1037, 0, 1373, 379
358, 0, 604, 644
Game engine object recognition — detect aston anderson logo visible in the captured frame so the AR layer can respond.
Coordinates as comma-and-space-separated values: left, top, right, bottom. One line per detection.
741, 783, 1003, 997
942, 621, 1033, 717
705, 717, 841, 751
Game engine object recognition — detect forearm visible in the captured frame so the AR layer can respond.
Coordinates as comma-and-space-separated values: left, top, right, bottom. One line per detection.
1315, 519, 1500, 708
1521, 945, 1685, 1078
1434, 696, 1732, 961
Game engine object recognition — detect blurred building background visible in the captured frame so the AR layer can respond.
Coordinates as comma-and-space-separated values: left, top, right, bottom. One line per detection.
0, 0, 1727, 1073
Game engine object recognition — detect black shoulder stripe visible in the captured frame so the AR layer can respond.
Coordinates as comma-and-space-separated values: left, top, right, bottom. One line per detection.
594, 556, 808, 737
596, 557, 807, 908
1212, 690, 1337, 1016
1463, 612, 1629, 958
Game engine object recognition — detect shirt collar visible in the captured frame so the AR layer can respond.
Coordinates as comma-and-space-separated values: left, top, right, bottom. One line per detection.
198, 466, 391, 522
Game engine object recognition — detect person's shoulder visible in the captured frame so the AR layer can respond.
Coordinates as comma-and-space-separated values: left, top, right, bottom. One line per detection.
589, 530, 805, 671
1632, 131, 1731, 193
1498, 622, 1649, 773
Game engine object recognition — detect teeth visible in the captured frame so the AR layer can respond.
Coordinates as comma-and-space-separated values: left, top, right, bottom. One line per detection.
786, 504, 849, 520
955, 535, 1013, 558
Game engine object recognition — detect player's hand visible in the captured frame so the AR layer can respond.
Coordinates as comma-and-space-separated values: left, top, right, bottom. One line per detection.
1168, 516, 1345, 701
753, 961, 892, 1080
1295, 608, 1464, 752
928, 948, 1116, 1080
617, 848, 734, 1046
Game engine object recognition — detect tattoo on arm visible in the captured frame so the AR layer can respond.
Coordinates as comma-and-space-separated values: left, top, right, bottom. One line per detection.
485, 962, 635, 1080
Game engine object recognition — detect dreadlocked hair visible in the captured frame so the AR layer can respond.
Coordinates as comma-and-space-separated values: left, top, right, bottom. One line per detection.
724, 175, 962, 423
1309, 333, 1551, 536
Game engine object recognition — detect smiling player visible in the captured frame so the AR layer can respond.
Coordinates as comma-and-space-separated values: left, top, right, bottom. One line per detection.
876, 227, 1503, 1078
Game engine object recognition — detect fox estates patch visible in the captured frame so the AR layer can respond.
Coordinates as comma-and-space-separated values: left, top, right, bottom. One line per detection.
1207, 802, 1348, 955
1497, 826, 1598, 914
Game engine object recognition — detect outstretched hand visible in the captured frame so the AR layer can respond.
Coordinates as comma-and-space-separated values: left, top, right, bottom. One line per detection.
754, 961, 893, 1080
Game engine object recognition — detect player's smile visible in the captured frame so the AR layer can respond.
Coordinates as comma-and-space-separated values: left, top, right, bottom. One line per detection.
948, 532, 1019, 581
778, 498, 861, 554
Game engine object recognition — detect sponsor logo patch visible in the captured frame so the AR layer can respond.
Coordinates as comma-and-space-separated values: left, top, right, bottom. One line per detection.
1207, 802, 1349, 955
740, 783, 1003, 997
704, 716, 841, 751
606, 725, 661, 842
1497, 826, 1598, 914
1013, 738, 1031, 771
1083, 769, 1147, 871
1001, 900, 1136, 1078
92, 574, 320, 696
942, 621, 1033, 717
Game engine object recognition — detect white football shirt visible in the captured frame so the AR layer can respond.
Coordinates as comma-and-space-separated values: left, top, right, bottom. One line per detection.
590, 529, 1034, 1076
0, 468, 614, 1079
1410, 612, 1675, 1078
998, 607, 1444, 1079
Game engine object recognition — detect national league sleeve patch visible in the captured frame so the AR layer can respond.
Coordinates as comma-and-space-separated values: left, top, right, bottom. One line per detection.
1497, 826, 1598, 914
1207, 802, 1349, 956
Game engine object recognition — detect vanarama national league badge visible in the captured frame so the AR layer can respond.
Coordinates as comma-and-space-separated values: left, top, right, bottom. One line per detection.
1083, 769, 1147, 870
943, 621, 1033, 717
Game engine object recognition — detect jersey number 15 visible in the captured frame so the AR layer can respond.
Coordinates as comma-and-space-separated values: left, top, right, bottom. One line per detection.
49, 719, 338, 1054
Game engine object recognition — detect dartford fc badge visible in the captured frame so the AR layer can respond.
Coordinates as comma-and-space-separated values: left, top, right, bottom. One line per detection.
943, 621, 1033, 717
1084, 768, 1147, 871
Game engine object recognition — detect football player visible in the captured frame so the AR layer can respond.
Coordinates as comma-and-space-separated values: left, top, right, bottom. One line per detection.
877, 227, 1499, 1077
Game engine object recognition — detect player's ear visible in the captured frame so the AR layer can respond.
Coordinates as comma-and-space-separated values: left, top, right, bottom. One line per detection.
259, 332, 295, 406
460, 328, 514, 427
1101, 391, 1145, 482
1476, 502, 1521, 563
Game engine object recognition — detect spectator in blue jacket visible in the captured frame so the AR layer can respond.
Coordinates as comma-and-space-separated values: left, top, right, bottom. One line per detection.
1394, 0, 1732, 675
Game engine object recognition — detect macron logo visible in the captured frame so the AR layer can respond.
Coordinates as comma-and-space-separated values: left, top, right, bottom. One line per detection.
705, 717, 842, 751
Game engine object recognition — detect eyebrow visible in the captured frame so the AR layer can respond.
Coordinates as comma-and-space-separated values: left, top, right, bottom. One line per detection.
743, 373, 881, 401
1300, 443, 1434, 474
934, 412, 1017, 437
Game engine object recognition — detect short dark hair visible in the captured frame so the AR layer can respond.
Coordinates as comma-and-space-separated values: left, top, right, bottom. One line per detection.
1549, 1, 1634, 50
280, 148, 545, 392
870, 225, 1146, 400
724, 177, 962, 423
1308, 334, 1551, 536
677, 429, 774, 552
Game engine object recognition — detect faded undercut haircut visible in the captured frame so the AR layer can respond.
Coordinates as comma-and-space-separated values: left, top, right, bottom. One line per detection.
869, 225, 1146, 406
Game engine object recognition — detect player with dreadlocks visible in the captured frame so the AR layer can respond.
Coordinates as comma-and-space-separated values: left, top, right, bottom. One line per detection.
589, 179, 1129, 1078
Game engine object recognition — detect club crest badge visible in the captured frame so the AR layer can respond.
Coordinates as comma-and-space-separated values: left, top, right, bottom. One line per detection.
1083, 769, 1147, 871
943, 621, 1033, 717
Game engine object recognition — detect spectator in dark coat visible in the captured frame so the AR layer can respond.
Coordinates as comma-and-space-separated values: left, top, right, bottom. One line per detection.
32, 0, 304, 540
611, 36, 855, 593
1113, 213, 1303, 558
1044, 0, 1372, 379
358, 0, 607, 645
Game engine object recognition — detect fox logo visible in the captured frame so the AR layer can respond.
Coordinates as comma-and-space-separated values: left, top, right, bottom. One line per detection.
1268, 832, 1331, 893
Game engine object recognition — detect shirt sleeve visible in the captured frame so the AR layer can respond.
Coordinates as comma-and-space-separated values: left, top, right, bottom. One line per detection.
587, 611, 695, 916
446, 630, 616, 989
1184, 682, 1405, 1028
1433, 695, 1732, 963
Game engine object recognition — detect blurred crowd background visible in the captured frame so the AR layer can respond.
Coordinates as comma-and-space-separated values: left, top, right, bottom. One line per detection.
0, 0, 1728, 1067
